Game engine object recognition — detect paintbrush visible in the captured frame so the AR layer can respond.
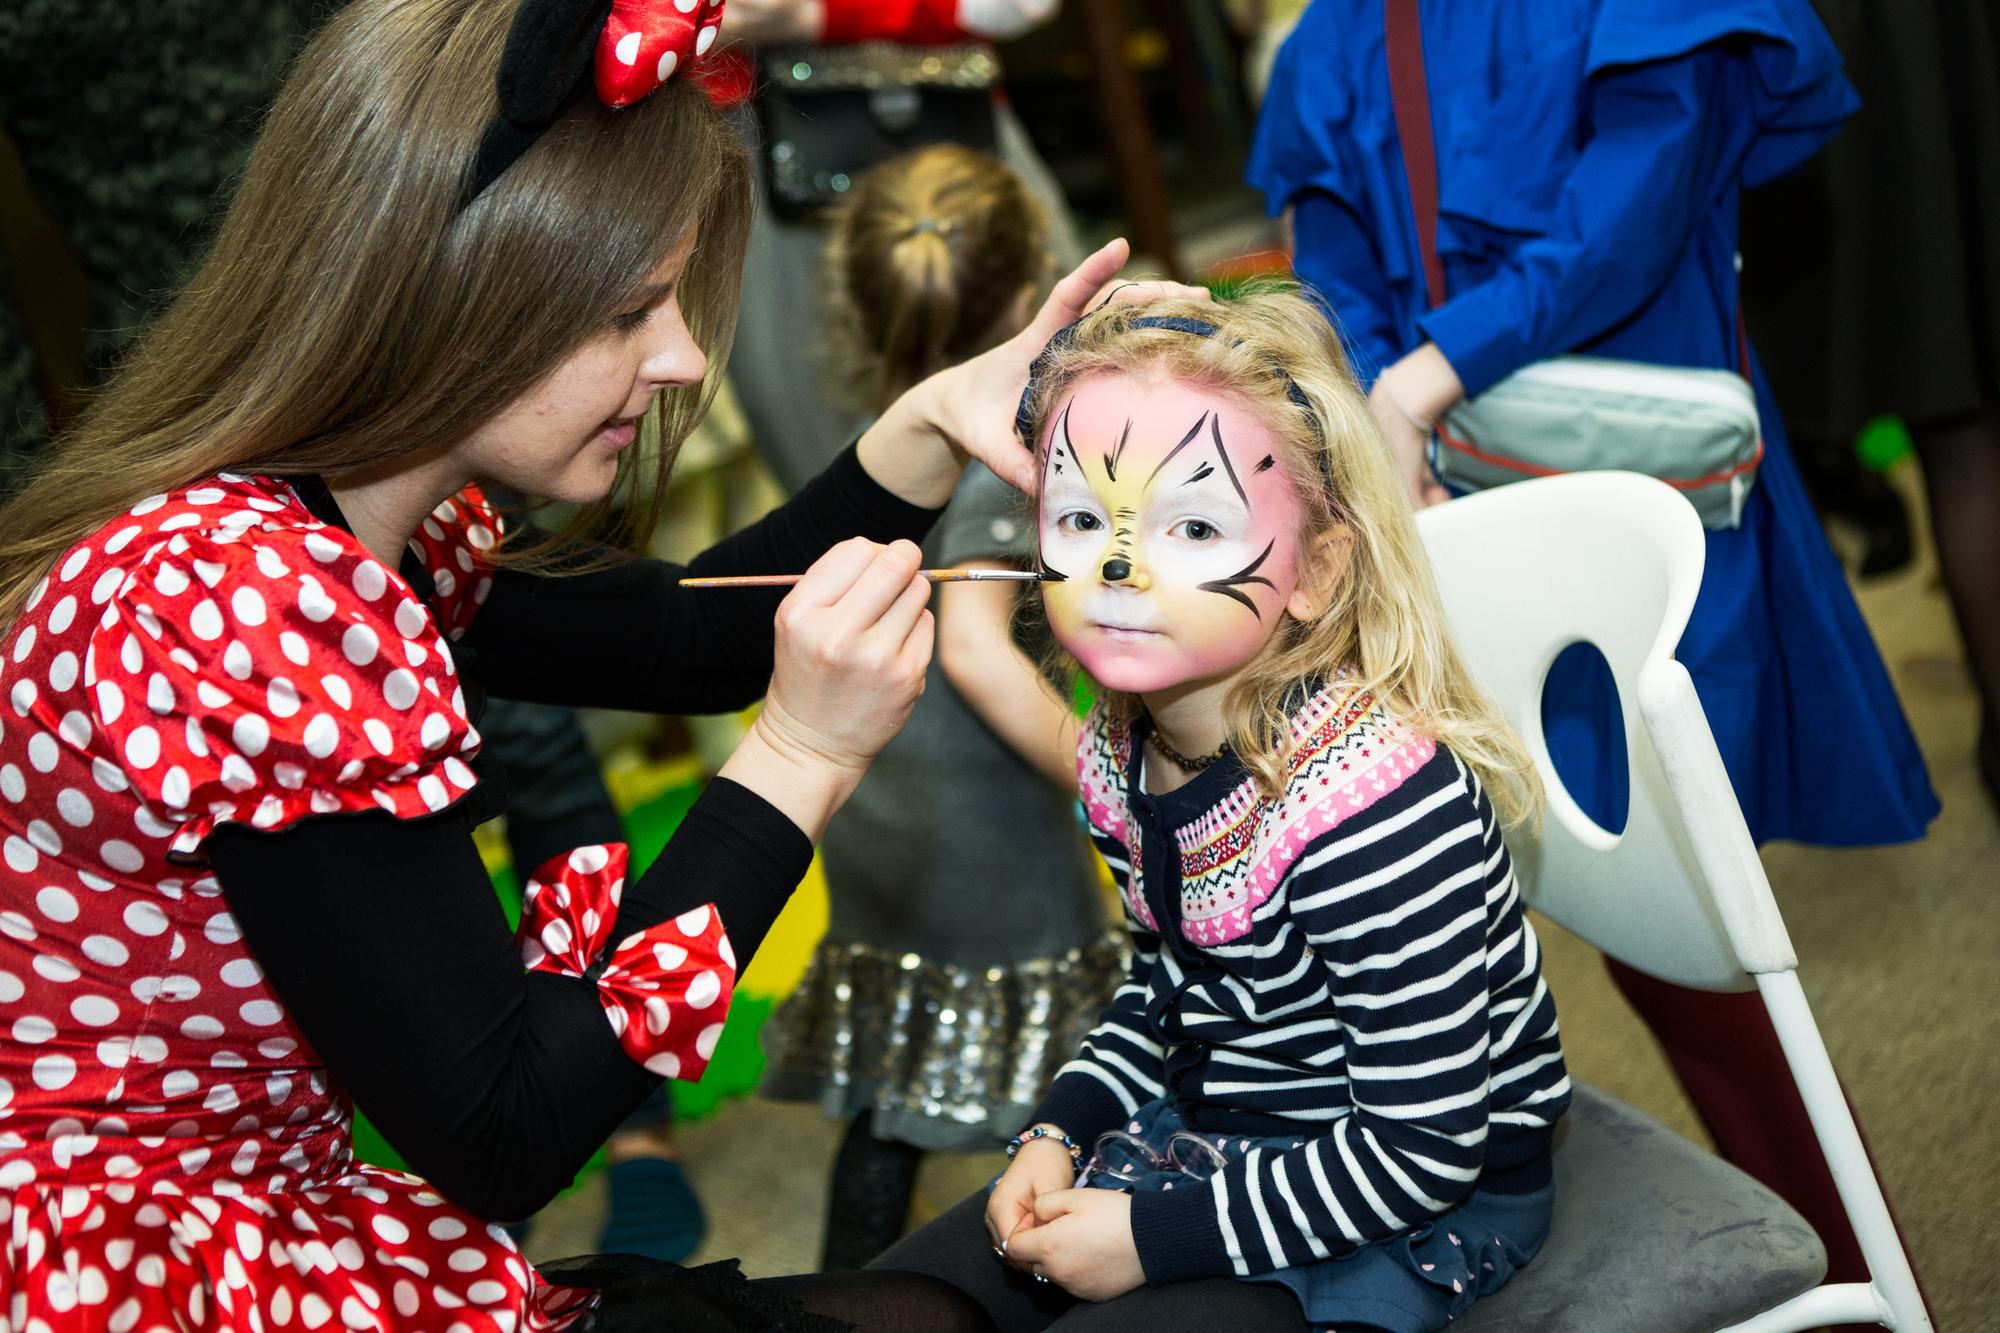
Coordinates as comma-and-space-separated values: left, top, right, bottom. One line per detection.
678, 568, 1050, 589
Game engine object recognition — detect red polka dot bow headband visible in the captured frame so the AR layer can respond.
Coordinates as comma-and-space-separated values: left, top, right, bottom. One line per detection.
467, 0, 726, 204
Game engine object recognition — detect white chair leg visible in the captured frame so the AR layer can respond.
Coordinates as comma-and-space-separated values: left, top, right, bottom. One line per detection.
1715, 1283, 1891, 1333
1755, 971, 1933, 1331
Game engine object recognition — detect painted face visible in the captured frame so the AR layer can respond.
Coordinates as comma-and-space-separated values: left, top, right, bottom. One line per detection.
1037, 370, 1306, 695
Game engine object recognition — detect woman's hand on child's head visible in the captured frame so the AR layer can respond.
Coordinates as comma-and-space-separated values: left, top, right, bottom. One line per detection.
985, 1135, 1077, 1260
967, 239, 1211, 492
1002, 1188, 1147, 1303
744, 538, 932, 812
861, 239, 1211, 504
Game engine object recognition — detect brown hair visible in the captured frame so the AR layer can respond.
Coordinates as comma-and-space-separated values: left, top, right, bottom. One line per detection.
0, 0, 751, 629
829, 143, 1046, 412
1021, 286, 1542, 826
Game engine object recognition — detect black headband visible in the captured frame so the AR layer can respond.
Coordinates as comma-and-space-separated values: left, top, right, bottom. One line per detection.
1014, 312, 1327, 464
464, 0, 725, 207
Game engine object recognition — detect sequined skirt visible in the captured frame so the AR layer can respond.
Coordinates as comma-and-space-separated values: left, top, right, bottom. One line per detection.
759, 932, 1127, 1152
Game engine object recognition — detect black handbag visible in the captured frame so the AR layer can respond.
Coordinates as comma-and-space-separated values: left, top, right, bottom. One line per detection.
755, 41, 1002, 217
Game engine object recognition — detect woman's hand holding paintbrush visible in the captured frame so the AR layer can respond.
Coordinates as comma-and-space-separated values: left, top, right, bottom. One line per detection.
716, 538, 935, 841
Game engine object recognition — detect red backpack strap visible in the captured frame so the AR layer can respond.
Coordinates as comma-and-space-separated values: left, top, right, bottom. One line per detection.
1385, 0, 1447, 310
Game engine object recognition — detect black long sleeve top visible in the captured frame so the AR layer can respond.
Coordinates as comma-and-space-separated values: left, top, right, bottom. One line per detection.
207, 446, 939, 1220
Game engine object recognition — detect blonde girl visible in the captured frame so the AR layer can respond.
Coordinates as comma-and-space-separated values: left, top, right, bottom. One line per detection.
873, 289, 1571, 1333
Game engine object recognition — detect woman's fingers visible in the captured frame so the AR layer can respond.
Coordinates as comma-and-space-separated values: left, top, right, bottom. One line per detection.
759, 537, 934, 782
1089, 278, 1211, 312
813, 539, 924, 636
980, 432, 1043, 496
898, 607, 936, 682
1020, 238, 1131, 348
787, 536, 889, 607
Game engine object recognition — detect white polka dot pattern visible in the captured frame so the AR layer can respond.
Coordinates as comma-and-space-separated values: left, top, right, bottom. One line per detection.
74, 479, 494, 857
517, 844, 737, 1082
592, 0, 726, 108
0, 474, 593, 1328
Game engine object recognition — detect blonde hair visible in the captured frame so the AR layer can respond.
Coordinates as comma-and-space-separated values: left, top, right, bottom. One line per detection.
0, 0, 751, 630
1022, 286, 1542, 826
829, 143, 1046, 412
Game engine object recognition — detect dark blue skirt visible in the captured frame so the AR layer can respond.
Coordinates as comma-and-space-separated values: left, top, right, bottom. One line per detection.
1079, 1100, 1553, 1333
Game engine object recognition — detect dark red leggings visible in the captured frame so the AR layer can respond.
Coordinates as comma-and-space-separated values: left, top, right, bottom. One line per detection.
1605, 959, 1931, 1327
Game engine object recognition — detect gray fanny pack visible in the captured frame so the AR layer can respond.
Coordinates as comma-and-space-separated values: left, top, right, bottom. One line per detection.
1432, 355, 1763, 530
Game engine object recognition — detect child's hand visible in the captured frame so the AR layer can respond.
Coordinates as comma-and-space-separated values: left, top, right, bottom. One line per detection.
1001, 1188, 1147, 1303
984, 1136, 1075, 1257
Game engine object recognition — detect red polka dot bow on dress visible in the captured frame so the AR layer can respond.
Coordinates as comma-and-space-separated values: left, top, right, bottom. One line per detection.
467, 0, 728, 202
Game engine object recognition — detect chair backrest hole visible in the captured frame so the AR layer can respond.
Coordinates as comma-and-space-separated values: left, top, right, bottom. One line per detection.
1539, 641, 1631, 836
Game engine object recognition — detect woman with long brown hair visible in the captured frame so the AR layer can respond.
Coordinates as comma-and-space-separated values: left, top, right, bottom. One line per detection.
0, 0, 1190, 1327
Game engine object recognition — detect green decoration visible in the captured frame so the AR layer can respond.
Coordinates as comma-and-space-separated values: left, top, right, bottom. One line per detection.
1855, 415, 1913, 473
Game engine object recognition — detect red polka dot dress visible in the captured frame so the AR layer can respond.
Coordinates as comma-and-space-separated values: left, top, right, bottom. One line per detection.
0, 473, 736, 1329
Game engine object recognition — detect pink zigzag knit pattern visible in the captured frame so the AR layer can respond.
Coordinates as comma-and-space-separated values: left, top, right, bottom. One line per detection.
1078, 681, 1437, 946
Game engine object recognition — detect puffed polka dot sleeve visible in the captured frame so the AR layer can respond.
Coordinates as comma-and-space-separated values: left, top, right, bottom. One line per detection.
85, 514, 481, 858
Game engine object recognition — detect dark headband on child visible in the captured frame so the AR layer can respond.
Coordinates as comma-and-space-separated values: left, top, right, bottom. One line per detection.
464, 0, 726, 206
1013, 313, 1328, 464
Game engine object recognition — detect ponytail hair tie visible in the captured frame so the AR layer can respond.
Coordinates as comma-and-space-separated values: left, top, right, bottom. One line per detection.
465, 0, 727, 206
908, 218, 953, 237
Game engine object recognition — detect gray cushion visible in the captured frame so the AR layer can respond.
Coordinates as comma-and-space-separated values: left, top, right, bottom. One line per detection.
1457, 1083, 1826, 1332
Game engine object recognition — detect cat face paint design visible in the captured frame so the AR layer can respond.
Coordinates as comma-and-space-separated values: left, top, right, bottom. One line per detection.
1038, 370, 1304, 695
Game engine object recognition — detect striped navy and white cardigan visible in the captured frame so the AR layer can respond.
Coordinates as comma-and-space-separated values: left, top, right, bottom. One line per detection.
1029, 680, 1572, 1283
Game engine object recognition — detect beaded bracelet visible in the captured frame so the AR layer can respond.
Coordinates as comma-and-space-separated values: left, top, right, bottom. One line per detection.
1005, 1125, 1084, 1170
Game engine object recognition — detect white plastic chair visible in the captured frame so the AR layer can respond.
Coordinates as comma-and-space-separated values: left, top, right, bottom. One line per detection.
1412, 472, 1931, 1332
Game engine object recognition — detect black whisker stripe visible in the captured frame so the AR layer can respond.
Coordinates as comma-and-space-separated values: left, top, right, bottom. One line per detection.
1254, 454, 1276, 474
1198, 539, 1277, 618
1183, 463, 1216, 486
1104, 418, 1132, 482
1210, 415, 1248, 506
1144, 413, 1211, 490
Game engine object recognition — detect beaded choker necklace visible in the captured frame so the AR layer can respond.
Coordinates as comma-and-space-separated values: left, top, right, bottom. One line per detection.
1146, 721, 1226, 774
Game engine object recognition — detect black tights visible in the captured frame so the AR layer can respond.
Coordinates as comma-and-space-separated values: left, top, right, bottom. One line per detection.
823, 1111, 927, 1270
1914, 406, 2000, 795
867, 1194, 1312, 1333
756, 1271, 998, 1333
543, 1256, 997, 1332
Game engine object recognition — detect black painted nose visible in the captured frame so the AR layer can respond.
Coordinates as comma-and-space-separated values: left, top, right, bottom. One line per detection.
1102, 557, 1131, 582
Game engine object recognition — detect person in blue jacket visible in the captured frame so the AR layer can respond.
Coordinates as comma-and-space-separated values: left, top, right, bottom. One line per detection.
1249, 0, 1935, 1309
